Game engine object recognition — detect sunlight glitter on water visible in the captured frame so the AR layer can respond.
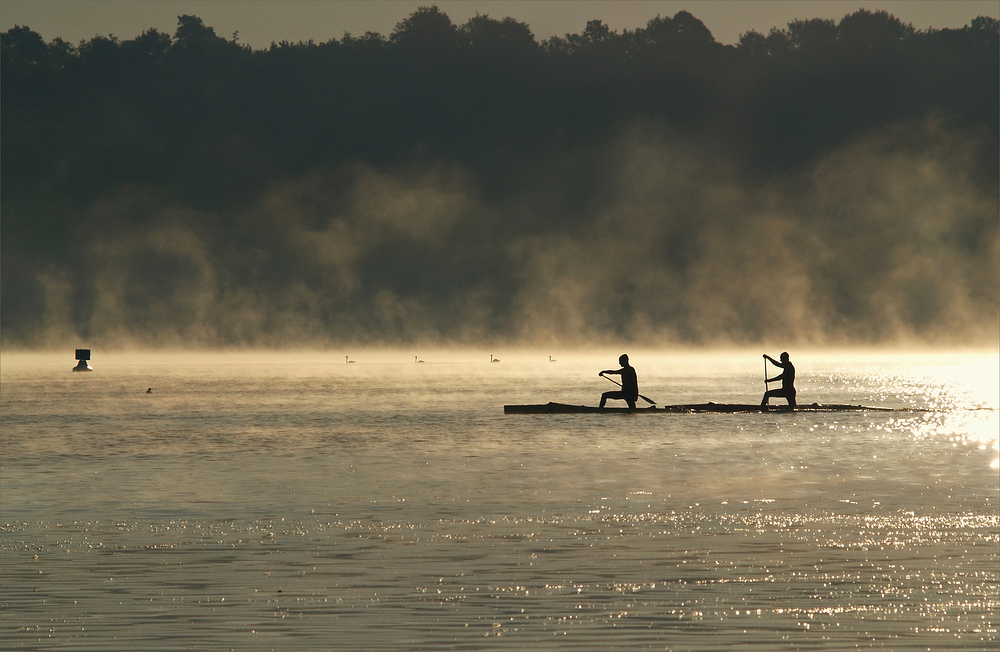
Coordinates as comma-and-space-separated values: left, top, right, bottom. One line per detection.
1, 349, 997, 650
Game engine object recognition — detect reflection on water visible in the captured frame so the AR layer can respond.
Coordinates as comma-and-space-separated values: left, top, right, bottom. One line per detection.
1, 350, 997, 650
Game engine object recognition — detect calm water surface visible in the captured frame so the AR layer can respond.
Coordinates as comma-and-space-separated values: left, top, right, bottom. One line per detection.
2, 350, 997, 650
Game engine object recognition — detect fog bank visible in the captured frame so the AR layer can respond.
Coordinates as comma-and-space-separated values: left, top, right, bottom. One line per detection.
3, 10, 997, 349
8, 116, 996, 350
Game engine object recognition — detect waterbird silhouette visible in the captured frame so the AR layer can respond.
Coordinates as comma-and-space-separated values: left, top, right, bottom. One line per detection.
346, 356, 355, 364
415, 356, 424, 363
490, 354, 500, 363
549, 356, 557, 362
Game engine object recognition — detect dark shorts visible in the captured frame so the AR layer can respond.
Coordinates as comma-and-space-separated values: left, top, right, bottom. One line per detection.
601, 390, 638, 408
763, 387, 796, 405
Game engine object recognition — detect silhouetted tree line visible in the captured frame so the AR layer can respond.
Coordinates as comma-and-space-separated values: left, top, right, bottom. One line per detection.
1, 7, 997, 345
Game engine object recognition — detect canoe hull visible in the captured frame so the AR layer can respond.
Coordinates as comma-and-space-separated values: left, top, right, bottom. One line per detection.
503, 402, 902, 414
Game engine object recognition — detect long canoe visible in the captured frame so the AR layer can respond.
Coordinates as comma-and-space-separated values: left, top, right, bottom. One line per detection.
503, 401, 914, 414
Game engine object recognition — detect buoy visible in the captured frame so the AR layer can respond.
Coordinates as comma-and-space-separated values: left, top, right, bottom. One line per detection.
73, 348, 93, 372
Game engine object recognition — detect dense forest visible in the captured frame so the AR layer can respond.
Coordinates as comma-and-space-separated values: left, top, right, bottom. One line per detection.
2, 7, 998, 347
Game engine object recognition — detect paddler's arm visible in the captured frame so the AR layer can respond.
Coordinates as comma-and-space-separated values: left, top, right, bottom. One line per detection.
766, 366, 789, 383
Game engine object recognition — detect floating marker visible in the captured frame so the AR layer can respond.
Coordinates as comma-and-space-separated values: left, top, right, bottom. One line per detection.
73, 348, 93, 372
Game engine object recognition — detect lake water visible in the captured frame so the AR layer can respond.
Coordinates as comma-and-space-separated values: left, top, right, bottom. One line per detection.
1, 349, 997, 650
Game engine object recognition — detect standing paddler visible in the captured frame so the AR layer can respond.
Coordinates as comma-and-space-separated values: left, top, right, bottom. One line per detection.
599, 354, 639, 409
761, 352, 796, 409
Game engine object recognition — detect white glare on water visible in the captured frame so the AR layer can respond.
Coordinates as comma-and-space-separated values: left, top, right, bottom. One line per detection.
1, 349, 997, 649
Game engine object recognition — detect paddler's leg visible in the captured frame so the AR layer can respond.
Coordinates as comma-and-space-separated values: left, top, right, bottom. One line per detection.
600, 390, 624, 408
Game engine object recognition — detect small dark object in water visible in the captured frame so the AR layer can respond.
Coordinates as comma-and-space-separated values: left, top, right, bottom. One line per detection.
146, 388, 153, 393
73, 348, 92, 372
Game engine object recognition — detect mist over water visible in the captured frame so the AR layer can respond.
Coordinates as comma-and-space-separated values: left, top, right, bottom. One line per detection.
4, 11, 997, 650
4, 10, 997, 350
17, 116, 999, 350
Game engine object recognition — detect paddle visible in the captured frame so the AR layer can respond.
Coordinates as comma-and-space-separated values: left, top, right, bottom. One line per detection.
600, 373, 656, 405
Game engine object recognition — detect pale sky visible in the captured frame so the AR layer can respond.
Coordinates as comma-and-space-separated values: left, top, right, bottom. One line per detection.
2, 1, 997, 47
